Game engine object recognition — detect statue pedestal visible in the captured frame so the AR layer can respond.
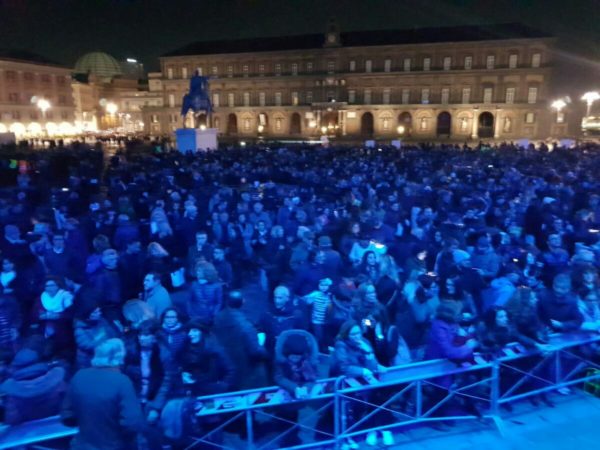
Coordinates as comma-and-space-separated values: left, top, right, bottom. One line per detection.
175, 128, 218, 152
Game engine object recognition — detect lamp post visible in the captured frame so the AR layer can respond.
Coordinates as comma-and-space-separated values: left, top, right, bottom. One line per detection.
551, 99, 567, 123
105, 102, 118, 130
581, 91, 600, 117
36, 98, 51, 137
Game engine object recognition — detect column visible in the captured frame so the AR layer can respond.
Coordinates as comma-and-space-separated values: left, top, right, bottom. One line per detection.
471, 107, 479, 140
494, 108, 502, 139
341, 110, 347, 136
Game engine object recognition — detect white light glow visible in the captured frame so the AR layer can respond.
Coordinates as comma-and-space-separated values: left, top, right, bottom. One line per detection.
257, 124, 264, 133
105, 102, 118, 115
551, 99, 567, 112
36, 98, 51, 113
397, 125, 405, 134
126, 58, 138, 63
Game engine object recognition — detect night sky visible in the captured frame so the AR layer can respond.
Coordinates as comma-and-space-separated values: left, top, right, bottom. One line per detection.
0, 0, 598, 85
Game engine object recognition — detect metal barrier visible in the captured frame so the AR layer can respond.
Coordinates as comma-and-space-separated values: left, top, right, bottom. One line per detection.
183, 332, 600, 450
2, 333, 599, 449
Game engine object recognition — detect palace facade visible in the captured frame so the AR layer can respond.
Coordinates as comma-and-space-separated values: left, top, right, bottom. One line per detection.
146, 22, 560, 141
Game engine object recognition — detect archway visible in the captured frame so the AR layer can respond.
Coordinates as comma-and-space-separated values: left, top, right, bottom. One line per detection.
197, 113, 207, 127
361, 112, 374, 137
398, 112, 412, 136
478, 112, 494, 138
226, 113, 238, 134
290, 113, 301, 134
436, 111, 452, 136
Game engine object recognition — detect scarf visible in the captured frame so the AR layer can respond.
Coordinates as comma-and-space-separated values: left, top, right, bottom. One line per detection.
41, 289, 73, 314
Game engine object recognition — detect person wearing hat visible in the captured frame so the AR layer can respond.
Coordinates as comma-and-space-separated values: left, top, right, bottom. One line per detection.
175, 318, 234, 396
318, 235, 343, 281
0, 348, 67, 424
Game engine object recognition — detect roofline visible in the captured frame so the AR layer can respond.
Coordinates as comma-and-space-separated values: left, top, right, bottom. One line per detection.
160, 37, 556, 61
0, 56, 71, 71
161, 23, 554, 59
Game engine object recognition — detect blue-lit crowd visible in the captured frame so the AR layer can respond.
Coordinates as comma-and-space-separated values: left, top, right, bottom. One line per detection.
0, 140, 599, 449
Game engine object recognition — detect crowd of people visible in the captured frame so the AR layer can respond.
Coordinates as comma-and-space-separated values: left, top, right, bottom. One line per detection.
0, 139, 599, 448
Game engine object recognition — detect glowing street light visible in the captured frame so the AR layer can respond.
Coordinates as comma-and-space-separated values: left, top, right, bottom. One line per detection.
397, 125, 405, 134
105, 102, 118, 115
581, 91, 600, 116
551, 98, 567, 124
37, 98, 51, 118
257, 124, 264, 133
321, 126, 327, 134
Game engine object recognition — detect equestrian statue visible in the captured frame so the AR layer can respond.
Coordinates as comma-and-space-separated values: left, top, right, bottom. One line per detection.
181, 71, 212, 128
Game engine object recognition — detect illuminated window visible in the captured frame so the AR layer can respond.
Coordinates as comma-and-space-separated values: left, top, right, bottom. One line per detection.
486, 55, 495, 69
531, 53, 541, 68
443, 56, 452, 70
464, 56, 473, 70
384, 59, 391, 72
275, 63, 282, 75
364, 89, 371, 104
557, 112, 565, 123
168, 94, 175, 108
182, 67, 188, 79
509, 54, 518, 69
527, 87, 538, 104
423, 57, 431, 71
167, 68, 173, 79
402, 89, 410, 104
421, 88, 430, 104
382, 88, 390, 104
349, 60, 356, 71
483, 87, 493, 104
259, 92, 266, 106
291, 63, 298, 75
211, 66, 218, 75
462, 87, 471, 104
275, 92, 282, 106
348, 90, 356, 104
212, 93, 220, 107
292, 92, 299, 106
228, 93, 235, 107
403, 58, 411, 72
243, 92, 250, 106
441, 88, 450, 104
365, 60, 372, 73
227, 65, 233, 77
525, 112, 535, 123
505, 87, 516, 104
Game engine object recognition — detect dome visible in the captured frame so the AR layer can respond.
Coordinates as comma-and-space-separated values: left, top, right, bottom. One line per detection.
74, 52, 122, 79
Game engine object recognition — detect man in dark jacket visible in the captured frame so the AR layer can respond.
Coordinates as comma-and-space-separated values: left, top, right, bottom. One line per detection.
213, 290, 269, 390
0, 348, 67, 424
538, 273, 584, 332
61, 338, 144, 450
259, 285, 307, 353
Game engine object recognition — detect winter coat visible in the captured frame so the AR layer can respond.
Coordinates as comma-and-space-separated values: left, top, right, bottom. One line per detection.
213, 307, 268, 390
538, 290, 584, 332
424, 319, 473, 362
1, 362, 66, 424
61, 367, 144, 450
186, 281, 222, 324
329, 338, 379, 378
157, 323, 187, 361
177, 337, 235, 396
123, 342, 174, 412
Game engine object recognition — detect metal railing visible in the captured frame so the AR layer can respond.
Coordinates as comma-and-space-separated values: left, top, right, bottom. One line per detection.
1, 332, 599, 450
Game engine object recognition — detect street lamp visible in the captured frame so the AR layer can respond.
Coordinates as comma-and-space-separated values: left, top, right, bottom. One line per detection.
105, 102, 118, 115
37, 98, 51, 118
257, 124, 264, 133
581, 91, 600, 116
551, 99, 567, 123
397, 125, 405, 134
